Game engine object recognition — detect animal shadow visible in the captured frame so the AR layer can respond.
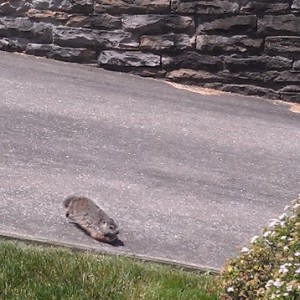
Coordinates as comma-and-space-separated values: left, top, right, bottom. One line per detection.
73, 223, 124, 247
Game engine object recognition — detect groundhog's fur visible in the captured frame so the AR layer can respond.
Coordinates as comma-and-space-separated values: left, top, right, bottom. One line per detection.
63, 195, 119, 243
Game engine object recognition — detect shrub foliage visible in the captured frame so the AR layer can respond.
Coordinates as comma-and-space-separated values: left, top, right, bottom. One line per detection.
221, 196, 300, 300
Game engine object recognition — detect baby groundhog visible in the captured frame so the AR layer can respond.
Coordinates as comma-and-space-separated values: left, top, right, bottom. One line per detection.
63, 195, 119, 243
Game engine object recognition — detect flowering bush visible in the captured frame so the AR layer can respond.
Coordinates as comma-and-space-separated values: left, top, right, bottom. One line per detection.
220, 196, 300, 300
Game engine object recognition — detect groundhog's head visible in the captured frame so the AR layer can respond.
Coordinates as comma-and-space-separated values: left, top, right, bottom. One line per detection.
100, 218, 119, 242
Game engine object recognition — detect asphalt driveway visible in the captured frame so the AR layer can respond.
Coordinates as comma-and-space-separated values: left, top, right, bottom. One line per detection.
0, 51, 299, 270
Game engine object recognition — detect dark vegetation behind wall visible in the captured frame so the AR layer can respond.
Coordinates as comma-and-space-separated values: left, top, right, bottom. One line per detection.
0, 0, 299, 102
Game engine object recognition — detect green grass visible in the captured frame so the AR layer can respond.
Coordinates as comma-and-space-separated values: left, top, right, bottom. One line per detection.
0, 240, 219, 300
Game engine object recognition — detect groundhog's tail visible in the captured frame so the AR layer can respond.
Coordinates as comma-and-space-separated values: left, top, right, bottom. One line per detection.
63, 195, 78, 208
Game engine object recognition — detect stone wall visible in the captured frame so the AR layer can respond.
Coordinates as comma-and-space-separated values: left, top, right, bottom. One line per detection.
0, 0, 299, 102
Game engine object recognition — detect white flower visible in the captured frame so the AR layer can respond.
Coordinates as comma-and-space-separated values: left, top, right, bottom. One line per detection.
263, 231, 271, 238
269, 219, 279, 227
280, 236, 287, 240
279, 264, 289, 274
284, 205, 290, 211
251, 235, 259, 243
283, 293, 289, 297
273, 279, 282, 288
280, 221, 286, 227
227, 286, 234, 292
295, 268, 300, 274
295, 252, 300, 257
279, 213, 287, 220
266, 280, 274, 288
283, 246, 289, 251
293, 203, 300, 210
286, 285, 293, 292
241, 247, 249, 253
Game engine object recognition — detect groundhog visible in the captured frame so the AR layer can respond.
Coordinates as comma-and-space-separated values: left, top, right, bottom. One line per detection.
63, 195, 119, 243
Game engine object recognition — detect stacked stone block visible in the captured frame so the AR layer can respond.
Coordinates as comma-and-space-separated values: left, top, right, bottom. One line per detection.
0, 0, 299, 102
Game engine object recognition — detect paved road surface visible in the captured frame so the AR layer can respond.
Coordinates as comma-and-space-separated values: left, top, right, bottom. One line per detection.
0, 51, 299, 270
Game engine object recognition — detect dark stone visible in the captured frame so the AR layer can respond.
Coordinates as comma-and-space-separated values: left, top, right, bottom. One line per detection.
122, 14, 195, 34
196, 35, 263, 54
26, 43, 96, 63
0, 1, 32, 16
279, 85, 300, 103
162, 52, 223, 71
31, 0, 93, 13
258, 15, 300, 35
140, 34, 194, 52
0, 37, 29, 52
265, 36, 300, 59
98, 50, 161, 67
90, 14, 121, 30
262, 71, 300, 84
53, 27, 139, 49
171, 0, 239, 14
220, 84, 279, 99
240, 0, 290, 14
94, 0, 170, 14
198, 15, 257, 34
224, 56, 293, 72
0, 17, 52, 43
292, 0, 300, 13
279, 85, 300, 102
280, 92, 300, 102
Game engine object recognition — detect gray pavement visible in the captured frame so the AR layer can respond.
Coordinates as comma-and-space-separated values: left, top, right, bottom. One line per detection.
0, 51, 299, 270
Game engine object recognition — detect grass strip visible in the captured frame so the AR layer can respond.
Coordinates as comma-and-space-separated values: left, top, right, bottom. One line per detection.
0, 240, 219, 300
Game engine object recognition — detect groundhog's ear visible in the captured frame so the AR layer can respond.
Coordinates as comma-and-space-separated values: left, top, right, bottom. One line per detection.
102, 221, 106, 224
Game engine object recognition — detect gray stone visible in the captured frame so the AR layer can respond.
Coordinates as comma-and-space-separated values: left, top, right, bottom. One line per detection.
198, 15, 257, 34
31, 0, 51, 10
258, 15, 300, 35
265, 36, 300, 58
224, 56, 293, 72
25, 43, 59, 56
292, 0, 300, 13
293, 60, 300, 70
98, 50, 161, 67
90, 14, 121, 30
171, 0, 239, 14
140, 34, 194, 51
94, 0, 170, 14
122, 14, 195, 34
26, 43, 96, 63
53, 27, 139, 49
196, 35, 263, 54
220, 84, 279, 99
0, 17, 52, 43
240, 0, 290, 14
162, 52, 223, 71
